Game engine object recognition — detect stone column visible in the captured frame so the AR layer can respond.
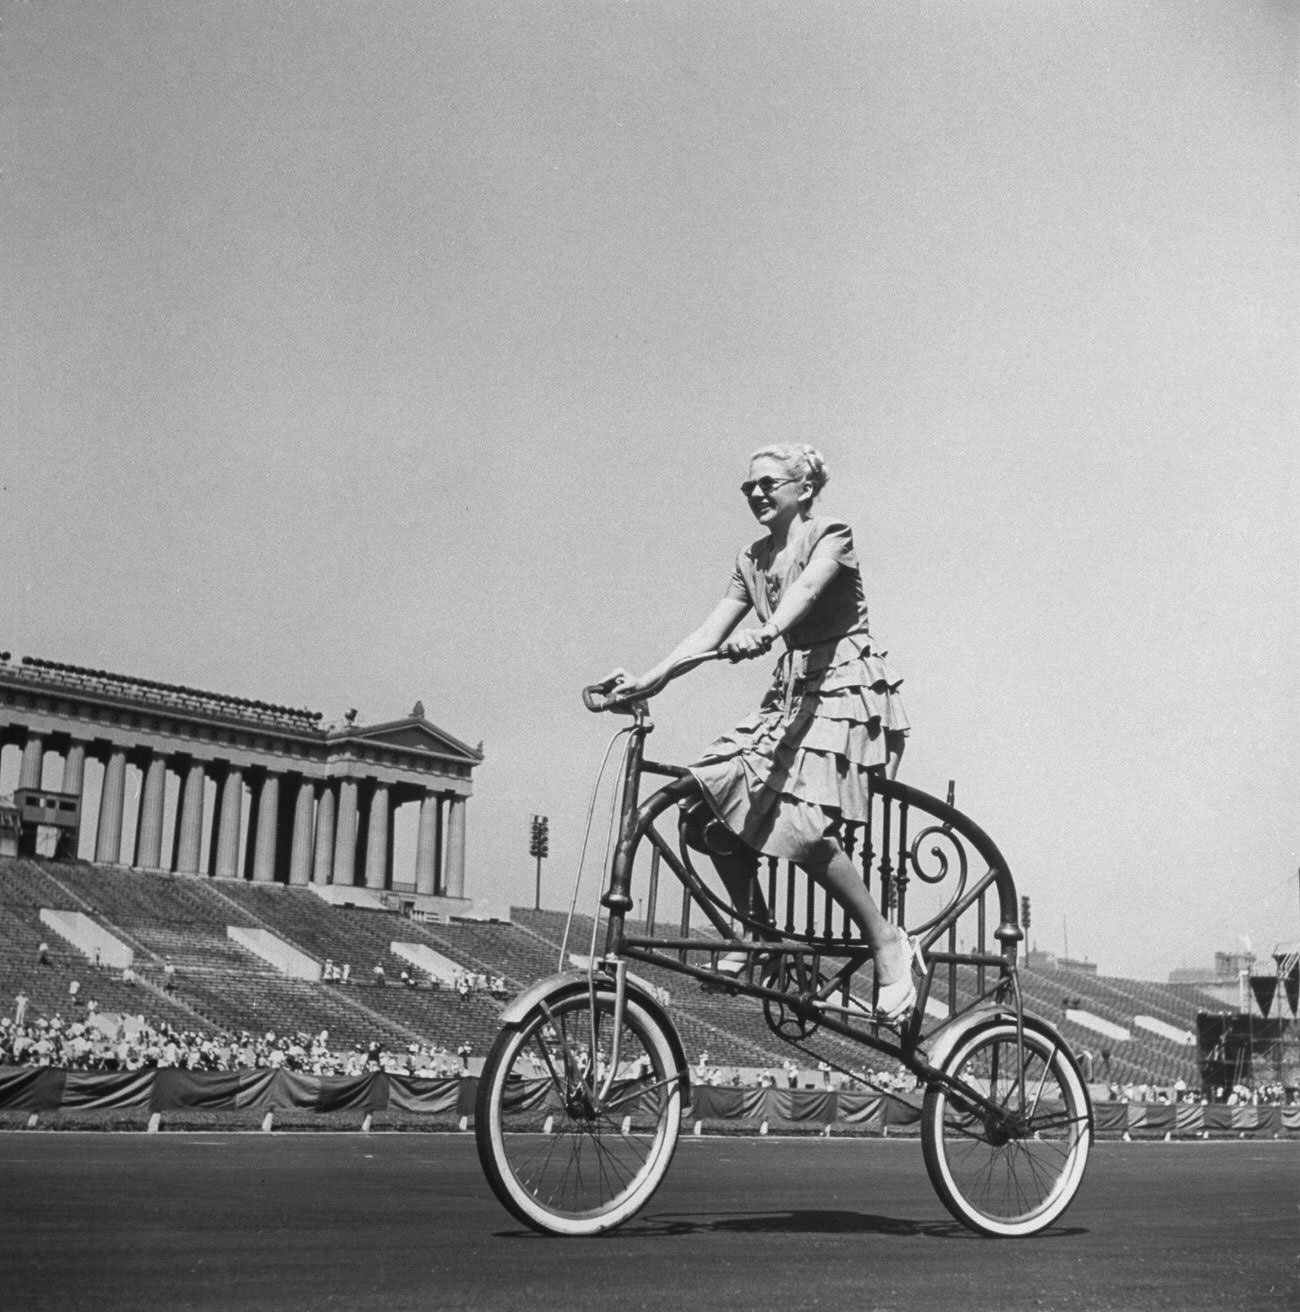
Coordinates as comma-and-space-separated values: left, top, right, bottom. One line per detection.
207, 772, 225, 874
312, 784, 335, 884
364, 783, 390, 891
332, 779, 359, 886
386, 806, 395, 887
175, 759, 207, 874
288, 778, 315, 886
61, 742, 86, 796
251, 772, 280, 883
134, 753, 168, 870
414, 793, 440, 896
62, 742, 87, 857
445, 796, 467, 899
95, 748, 128, 865
19, 734, 45, 790
213, 767, 244, 879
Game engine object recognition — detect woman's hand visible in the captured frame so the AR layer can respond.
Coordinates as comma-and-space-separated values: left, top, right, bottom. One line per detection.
719, 623, 779, 662
601, 668, 646, 699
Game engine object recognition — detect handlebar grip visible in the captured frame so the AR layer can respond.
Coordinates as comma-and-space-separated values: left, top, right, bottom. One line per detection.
582, 650, 724, 713
582, 678, 638, 714
582, 682, 615, 713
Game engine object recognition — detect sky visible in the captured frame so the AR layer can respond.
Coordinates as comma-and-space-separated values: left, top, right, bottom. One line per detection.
2, 1, 1295, 979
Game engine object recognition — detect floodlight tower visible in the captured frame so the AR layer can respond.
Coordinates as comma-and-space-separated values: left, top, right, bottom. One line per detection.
529, 814, 549, 911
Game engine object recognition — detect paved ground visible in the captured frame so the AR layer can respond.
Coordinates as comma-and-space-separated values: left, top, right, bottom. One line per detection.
0, 1133, 1296, 1312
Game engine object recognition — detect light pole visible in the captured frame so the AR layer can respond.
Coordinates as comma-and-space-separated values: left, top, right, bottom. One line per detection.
529, 814, 549, 910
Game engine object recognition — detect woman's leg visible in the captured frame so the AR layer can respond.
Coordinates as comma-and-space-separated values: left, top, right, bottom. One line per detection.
683, 798, 771, 931
800, 847, 909, 985
884, 729, 905, 781
709, 847, 772, 929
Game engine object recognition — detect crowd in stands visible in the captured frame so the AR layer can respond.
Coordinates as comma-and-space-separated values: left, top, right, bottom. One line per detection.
688, 1051, 919, 1093
1102, 1078, 1296, 1105
3, 999, 1296, 1101
345, 960, 509, 998
1, 1008, 476, 1078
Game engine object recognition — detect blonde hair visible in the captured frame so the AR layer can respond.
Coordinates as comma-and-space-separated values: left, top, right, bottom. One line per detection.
748, 444, 829, 500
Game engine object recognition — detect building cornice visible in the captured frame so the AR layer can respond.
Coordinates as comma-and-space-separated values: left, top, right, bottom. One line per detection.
0, 656, 478, 788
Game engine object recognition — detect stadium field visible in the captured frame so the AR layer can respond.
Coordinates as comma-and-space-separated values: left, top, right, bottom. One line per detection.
1, 1134, 1295, 1312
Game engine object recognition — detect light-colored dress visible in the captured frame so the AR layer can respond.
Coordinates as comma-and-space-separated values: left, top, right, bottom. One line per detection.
689, 516, 909, 865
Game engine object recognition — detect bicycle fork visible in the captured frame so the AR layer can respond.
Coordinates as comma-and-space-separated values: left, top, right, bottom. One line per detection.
535, 961, 632, 1116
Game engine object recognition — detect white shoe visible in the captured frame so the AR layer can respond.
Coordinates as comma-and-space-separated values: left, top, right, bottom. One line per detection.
873, 975, 917, 1025
874, 936, 924, 1025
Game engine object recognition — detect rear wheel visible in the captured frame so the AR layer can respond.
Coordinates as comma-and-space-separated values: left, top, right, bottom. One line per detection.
922, 1017, 1092, 1236
476, 982, 684, 1235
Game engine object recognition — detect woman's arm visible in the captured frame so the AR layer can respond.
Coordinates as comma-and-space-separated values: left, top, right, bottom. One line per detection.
720, 557, 841, 660
611, 596, 750, 695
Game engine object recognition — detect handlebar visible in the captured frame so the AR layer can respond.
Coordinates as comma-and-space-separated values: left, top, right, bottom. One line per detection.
582, 651, 723, 713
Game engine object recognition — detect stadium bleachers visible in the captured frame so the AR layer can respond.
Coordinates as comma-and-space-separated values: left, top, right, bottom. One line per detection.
0, 855, 1234, 1085
0, 859, 504, 1054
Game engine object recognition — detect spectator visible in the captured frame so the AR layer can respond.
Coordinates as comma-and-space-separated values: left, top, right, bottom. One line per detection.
122, 965, 136, 986
38, 941, 51, 966
14, 991, 29, 1026
323, 958, 335, 982
68, 979, 80, 1007
373, 964, 386, 987
456, 973, 469, 1003
340, 963, 351, 984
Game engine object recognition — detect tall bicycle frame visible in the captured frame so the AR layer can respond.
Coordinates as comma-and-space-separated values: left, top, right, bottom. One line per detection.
477, 658, 1092, 1237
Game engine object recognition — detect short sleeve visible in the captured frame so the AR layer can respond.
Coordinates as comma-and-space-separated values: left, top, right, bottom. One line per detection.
804, 520, 858, 572
724, 552, 753, 604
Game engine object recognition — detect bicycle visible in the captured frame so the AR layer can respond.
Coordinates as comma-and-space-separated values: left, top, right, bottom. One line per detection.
476, 652, 1093, 1237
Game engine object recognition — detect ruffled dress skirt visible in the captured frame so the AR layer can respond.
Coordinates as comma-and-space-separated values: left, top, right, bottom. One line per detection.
688, 631, 909, 865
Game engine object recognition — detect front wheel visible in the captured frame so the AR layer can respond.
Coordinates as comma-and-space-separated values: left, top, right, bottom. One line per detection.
922, 1017, 1092, 1237
475, 980, 685, 1235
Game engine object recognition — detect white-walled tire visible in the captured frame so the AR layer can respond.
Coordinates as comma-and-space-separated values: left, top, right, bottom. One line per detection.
476, 982, 684, 1235
922, 1017, 1092, 1236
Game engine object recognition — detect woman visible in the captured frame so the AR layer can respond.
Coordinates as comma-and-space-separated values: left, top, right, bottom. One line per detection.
610, 444, 916, 1020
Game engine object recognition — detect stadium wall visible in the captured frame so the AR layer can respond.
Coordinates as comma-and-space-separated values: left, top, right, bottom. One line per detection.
2, 1067, 1297, 1137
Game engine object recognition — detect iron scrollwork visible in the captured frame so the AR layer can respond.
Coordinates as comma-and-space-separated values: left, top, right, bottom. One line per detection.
903, 822, 969, 932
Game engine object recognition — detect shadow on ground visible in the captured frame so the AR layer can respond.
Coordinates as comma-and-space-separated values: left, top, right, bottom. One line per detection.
498, 1209, 1089, 1240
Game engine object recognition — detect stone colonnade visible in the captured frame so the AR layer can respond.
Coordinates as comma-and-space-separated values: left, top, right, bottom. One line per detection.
9, 730, 469, 897
1, 659, 482, 903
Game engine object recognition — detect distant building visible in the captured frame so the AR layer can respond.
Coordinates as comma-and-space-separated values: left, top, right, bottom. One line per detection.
0, 652, 483, 917
1168, 950, 1256, 986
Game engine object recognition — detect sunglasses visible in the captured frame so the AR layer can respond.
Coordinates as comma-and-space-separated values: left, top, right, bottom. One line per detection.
740, 476, 801, 499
